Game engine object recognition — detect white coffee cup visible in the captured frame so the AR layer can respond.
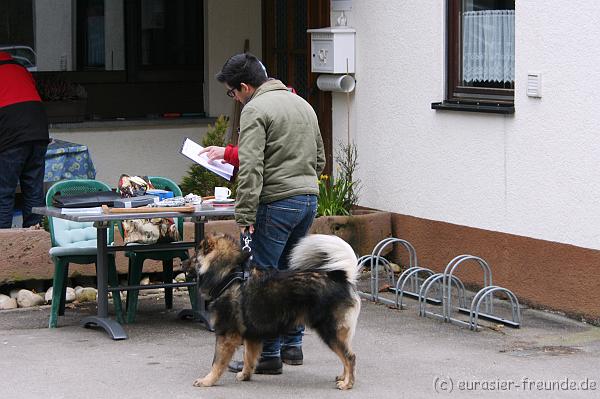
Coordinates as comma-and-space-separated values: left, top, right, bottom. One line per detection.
214, 187, 231, 200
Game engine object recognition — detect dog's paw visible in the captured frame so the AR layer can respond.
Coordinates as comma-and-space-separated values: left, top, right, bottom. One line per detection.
336, 380, 354, 390
335, 374, 344, 382
192, 377, 214, 387
236, 371, 252, 381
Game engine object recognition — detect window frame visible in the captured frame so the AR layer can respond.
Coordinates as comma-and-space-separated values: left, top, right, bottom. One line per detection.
125, 0, 204, 83
68, 0, 204, 119
446, 0, 514, 105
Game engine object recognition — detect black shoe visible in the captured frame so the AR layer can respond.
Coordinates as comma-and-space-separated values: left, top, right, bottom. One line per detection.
281, 347, 303, 365
228, 357, 283, 374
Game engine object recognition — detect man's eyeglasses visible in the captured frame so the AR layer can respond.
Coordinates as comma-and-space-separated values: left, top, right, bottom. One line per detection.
226, 87, 236, 98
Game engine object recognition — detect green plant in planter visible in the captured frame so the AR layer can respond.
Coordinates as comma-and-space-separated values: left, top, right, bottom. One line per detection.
317, 174, 351, 216
180, 115, 237, 197
317, 141, 361, 216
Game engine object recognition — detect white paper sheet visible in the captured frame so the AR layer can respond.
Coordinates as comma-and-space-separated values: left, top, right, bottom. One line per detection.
61, 207, 103, 215
180, 138, 234, 181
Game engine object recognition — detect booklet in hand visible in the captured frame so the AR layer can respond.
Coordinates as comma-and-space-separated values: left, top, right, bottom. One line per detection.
180, 138, 234, 181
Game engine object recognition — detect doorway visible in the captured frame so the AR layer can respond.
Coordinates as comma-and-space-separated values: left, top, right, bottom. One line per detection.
262, 0, 332, 176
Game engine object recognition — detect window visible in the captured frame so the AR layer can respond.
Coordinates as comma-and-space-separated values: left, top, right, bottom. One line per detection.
2, 0, 204, 120
127, 0, 203, 82
138, 0, 202, 68
435, 0, 515, 113
77, 0, 106, 70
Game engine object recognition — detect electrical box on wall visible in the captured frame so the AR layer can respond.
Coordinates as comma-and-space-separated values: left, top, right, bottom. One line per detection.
527, 72, 542, 98
307, 27, 355, 74
332, 0, 352, 11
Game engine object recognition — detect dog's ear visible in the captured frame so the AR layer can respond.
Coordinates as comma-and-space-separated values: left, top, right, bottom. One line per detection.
199, 234, 216, 256
181, 258, 194, 274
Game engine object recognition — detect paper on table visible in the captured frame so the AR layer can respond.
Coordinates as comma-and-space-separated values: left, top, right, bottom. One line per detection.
180, 138, 234, 181
61, 207, 103, 215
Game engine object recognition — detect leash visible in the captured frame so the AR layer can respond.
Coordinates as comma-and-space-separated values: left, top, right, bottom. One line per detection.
241, 230, 252, 280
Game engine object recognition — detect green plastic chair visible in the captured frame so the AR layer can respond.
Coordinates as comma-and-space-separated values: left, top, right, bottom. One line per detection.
46, 179, 123, 328
120, 176, 196, 323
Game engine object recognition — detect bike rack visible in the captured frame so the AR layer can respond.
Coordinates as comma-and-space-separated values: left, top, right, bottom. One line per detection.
372, 238, 417, 303
357, 237, 418, 304
437, 255, 521, 330
418, 273, 467, 319
356, 254, 394, 302
443, 255, 493, 326
469, 285, 522, 330
394, 267, 434, 308
357, 239, 523, 331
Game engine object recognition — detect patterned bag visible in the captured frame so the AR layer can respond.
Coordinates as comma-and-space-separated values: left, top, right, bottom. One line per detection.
118, 175, 180, 244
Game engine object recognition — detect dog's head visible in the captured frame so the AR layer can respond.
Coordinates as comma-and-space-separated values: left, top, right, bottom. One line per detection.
188, 233, 250, 293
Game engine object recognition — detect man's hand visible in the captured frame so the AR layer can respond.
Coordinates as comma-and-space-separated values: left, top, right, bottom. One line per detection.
240, 225, 255, 235
198, 146, 226, 163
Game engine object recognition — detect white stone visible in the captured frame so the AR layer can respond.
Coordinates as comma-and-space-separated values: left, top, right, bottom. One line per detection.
140, 276, 150, 285
65, 287, 76, 303
45, 287, 76, 303
388, 263, 402, 273
0, 294, 18, 310
16, 289, 44, 308
9, 289, 20, 299
76, 287, 97, 302
139, 287, 163, 296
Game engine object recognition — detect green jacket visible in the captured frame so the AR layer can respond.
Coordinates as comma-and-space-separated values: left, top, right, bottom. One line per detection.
235, 79, 325, 226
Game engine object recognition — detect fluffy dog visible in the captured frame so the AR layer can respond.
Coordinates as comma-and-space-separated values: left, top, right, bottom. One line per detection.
190, 233, 361, 390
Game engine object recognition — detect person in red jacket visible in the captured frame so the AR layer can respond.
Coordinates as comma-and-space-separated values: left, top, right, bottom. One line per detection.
0, 51, 49, 228
200, 144, 239, 167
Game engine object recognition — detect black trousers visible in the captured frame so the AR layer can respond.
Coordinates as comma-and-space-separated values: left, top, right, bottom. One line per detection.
0, 141, 47, 228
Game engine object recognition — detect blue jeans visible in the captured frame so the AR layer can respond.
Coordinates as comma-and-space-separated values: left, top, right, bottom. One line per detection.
0, 142, 47, 228
248, 194, 317, 359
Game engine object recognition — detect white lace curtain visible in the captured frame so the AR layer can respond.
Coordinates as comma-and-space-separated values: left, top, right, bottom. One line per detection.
462, 10, 514, 83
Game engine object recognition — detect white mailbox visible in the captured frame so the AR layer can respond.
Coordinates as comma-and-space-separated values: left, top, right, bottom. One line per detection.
307, 27, 355, 74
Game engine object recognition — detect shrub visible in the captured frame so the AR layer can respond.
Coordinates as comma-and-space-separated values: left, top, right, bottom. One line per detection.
179, 115, 237, 197
36, 77, 87, 102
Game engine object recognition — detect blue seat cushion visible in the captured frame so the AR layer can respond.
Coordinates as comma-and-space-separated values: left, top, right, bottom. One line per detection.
49, 245, 99, 257
52, 219, 97, 247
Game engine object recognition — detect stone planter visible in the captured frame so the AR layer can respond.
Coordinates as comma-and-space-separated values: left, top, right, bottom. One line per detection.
43, 100, 87, 123
0, 216, 390, 284
0, 221, 241, 284
310, 210, 392, 256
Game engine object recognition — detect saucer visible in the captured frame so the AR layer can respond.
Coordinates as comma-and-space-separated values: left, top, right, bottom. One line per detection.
212, 198, 234, 204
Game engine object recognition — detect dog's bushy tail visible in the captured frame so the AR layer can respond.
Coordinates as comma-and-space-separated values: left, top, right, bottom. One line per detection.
288, 234, 358, 284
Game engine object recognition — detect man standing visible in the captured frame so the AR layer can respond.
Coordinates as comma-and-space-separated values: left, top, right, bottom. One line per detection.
216, 53, 325, 374
0, 51, 49, 228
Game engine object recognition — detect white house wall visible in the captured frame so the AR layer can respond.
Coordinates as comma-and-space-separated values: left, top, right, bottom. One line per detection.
51, 124, 209, 184
34, 0, 73, 71
331, 1, 600, 250
205, 0, 262, 118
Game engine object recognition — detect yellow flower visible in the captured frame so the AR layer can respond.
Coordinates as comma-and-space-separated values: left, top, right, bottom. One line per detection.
320, 174, 329, 180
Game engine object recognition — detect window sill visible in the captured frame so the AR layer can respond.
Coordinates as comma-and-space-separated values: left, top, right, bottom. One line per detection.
49, 116, 216, 131
431, 101, 514, 115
